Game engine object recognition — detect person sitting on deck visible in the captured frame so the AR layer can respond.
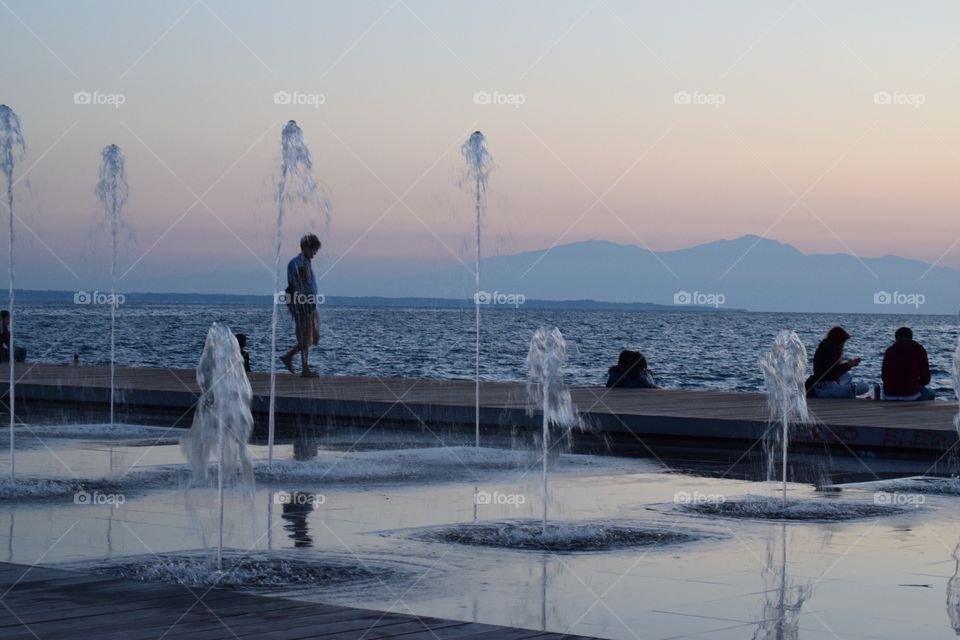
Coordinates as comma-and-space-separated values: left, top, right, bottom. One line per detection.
0, 310, 9, 363
235, 333, 251, 373
606, 350, 659, 389
805, 326, 869, 399
881, 327, 934, 401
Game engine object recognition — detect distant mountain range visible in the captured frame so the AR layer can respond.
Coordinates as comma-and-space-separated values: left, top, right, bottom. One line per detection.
360, 235, 958, 314
5, 235, 958, 314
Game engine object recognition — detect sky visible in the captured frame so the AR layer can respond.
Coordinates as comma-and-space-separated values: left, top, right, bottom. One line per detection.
2, 0, 960, 294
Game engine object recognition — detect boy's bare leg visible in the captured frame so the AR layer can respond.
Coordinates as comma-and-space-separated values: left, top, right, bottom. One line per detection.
280, 346, 298, 374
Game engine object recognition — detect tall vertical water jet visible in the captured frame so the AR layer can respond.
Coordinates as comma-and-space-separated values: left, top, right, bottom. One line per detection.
952, 337, 960, 437
462, 132, 492, 448
269, 121, 327, 465
526, 327, 577, 535
759, 330, 810, 506
0, 106, 24, 481
181, 323, 254, 570
96, 144, 128, 427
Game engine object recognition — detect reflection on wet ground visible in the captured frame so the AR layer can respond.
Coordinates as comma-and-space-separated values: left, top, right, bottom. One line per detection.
0, 422, 959, 639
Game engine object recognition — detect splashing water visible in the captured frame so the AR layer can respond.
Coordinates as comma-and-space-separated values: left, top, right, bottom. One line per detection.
0, 106, 24, 481
181, 323, 254, 570
269, 121, 329, 465
462, 131, 492, 449
95, 144, 128, 428
952, 337, 960, 435
526, 327, 578, 535
759, 330, 810, 506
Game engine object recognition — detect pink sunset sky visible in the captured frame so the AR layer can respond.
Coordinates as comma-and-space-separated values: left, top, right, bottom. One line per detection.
2, 0, 960, 294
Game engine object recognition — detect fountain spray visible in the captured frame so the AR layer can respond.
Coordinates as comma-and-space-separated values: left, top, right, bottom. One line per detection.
461, 132, 492, 448
96, 144, 128, 427
181, 323, 254, 571
759, 330, 810, 506
0, 106, 24, 480
269, 121, 326, 465
526, 327, 577, 535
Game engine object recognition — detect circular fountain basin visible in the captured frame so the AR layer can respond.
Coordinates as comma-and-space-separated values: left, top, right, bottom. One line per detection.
85, 551, 402, 590
411, 520, 708, 553
677, 495, 904, 521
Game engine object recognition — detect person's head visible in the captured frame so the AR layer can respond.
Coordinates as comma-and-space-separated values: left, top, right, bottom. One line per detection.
894, 326, 913, 343
235, 333, 247, 350
300, 233, 321, 259
1, 310, 8, 328
616, 350, 645, 378
825, 326, 850, 344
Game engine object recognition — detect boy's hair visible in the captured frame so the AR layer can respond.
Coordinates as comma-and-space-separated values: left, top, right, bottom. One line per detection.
0, 310, 8, 319
235, 333, 247, 349
894, 326, 913, 341
300, 233, 321, 252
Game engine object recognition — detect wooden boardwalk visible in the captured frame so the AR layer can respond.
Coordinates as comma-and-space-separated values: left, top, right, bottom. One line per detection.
0, 561, 595, 640
1, 363, 958, 456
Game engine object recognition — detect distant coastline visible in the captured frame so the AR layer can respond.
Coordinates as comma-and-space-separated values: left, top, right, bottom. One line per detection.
0, 290, 732, 312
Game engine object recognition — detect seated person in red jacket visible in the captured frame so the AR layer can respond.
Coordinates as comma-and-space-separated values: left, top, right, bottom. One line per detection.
881, 327, 934, 401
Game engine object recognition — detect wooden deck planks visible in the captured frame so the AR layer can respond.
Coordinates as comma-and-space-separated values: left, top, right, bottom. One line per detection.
0, 562, 597, 640
1, 363, 957, 454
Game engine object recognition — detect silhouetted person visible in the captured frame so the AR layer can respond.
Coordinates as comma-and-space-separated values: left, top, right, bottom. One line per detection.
606, 350, 659, 389
235, 333, 251, 373
805, 326, 868, 398
281, 234, 321, 377
0, 310, 9, 363
881, 327, 933, 401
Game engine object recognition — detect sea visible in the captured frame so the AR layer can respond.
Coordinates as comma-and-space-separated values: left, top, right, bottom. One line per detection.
11, 303, 960, 398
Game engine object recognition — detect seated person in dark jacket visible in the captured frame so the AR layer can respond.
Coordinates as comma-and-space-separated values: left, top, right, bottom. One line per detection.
881, 327, 934, 401
606, 350, 659, 389
804, 326, 869, 398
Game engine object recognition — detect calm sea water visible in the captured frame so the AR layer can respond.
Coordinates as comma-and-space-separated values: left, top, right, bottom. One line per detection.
14, 303, 960, 398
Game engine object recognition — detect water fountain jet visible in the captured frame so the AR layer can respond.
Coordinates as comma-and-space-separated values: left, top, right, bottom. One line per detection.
181, 323, 254, 570
0, 105, 24, 481
95, 144, 128, 428
461, 131, 492, 449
